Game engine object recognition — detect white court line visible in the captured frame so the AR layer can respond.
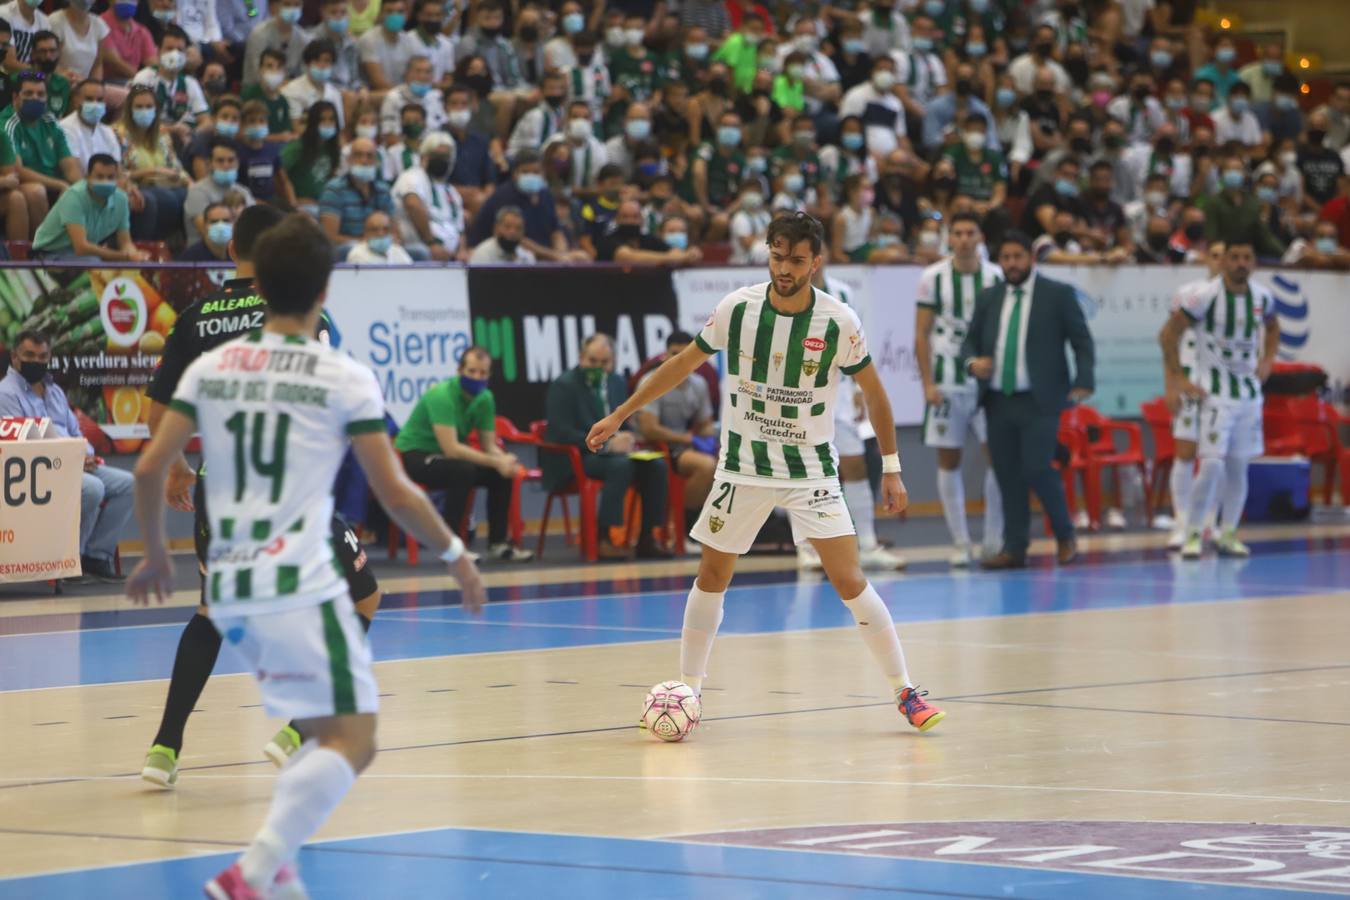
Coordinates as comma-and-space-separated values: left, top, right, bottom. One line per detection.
384, 616, 678, 635
1, 772, 1346, 807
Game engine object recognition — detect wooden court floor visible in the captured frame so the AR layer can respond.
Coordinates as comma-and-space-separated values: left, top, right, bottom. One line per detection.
1, 523, 1348, 898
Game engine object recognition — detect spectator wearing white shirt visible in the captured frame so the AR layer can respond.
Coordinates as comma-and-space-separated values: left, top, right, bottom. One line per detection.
357, 0, 420, 94
380, 55, 445, 139
860, 0, 909, 58
728, 179, 771, 264
1212, 82, 1263, 149
0, 0, 51, 64
174, 0, 228, 65
241, 0, 305, 89
130, 25, 210, 146
1121, 127, 1192, 202
380, 103, 425, 183
776, 18, 841, 115
1107, 73, 1166, 144
542, 99, 607, 195
48, 3, 111, 80
603, 102, 650, 179
562, 30, 610, 123
1008, 24, 1071, 95
309, 0, 362, 91
409, 0, 455, 90
60, 79, 120, 171
544, 0, 586, 71
468, 204, 536, 263
282, 39, 346, 129
507, 70, 567, 160
839, 57, 908, 158
393, 129, 465, 261
347, 209, 415, 263
891, 13, 945, 115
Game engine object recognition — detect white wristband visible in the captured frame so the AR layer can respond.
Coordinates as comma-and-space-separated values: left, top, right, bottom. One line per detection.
881, 453, 902, 475
439, 533, 465, 564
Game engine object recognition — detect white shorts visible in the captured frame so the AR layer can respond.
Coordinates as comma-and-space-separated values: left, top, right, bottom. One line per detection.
922, 389, 986, 449
1172, 395, 1201, 444
690, 478, 856, 554
214, 597, 378, 720
1196, 397, 1263, 461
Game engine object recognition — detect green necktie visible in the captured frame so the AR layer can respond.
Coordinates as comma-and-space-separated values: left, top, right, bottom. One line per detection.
1000, 286, 1025, 395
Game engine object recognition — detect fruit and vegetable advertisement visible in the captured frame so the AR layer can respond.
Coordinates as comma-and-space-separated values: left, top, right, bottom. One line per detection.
0, 266, 230, 454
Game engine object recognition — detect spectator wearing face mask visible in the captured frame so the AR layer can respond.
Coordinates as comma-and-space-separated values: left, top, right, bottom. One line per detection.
832, 173, 905, 265
603, 102, 651, 179
596, 199, 702, 265
357, 0, 419, 95
468, 148, 589, 261
5, 71, 81, 198
576, 164, 623, 256
101, 0, 157, 84
468, 204, 535, 263
457, 0, 531, 139
184, 137, 255, 240
775, 19, 842, 116
319, 135, 392, 253
941, 113, 1007, 221
347, 209, 414, 263
283, 39, 347, 130
1194, 36, 1243, 103
1135, 212, 1182, 264
1024, 155, 1083, 239
1107, 73, 1165, 145
1123, 172, 1173, 244
1263, 74, 1305, 144
507, 70, 568, 159
241, 0, 305, 90
393, 130, 465, 261
380, 55, 445, 144
711, 12, 764, 95
1299, 111, 1344, 206
280, 98, 340, 215
59, 77, 119, 172
442, 83, 496, 216
922, 61, 995, 154
691, 109, 747, 241
543, 99, 608, 194
1122, 128, 1193, 202
1212, 82, 1262, 149
1078, 160, 1134, 258
859, 0, 910, 58
1204, 155, 1285, 257
185, 94, 241, 180
31, 153, 147, 260
839, 57, 909, 158
545, 0, 585, 70
177, 200, 234, 261
890, 14, 947, 133
1285, 218, 1350, 269
241, 48, 297, 141
1239, 42, 1288, 105
48, 0, 112, 83
410, 0, 454, 89
235, 99, 292, 205
1008, 24, 1070, 95
130, 25, 210, 147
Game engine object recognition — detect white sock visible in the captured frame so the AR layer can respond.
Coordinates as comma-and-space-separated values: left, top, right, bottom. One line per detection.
1220, 456, 1249, 532
1187, 457, 1224, 536
980, 466, 1003, 550
842, 479, 878, 551
239, 746, 357, 888
842, 583, 911, 694
1169, 458, 1194, 532
679, 586, 725, 692
936, 467, 970, 547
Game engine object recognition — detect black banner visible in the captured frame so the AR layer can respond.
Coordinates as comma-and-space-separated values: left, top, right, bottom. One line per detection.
466, 266, 680, 423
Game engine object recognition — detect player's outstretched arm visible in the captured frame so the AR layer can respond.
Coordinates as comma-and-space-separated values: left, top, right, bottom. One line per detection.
352, 432, 487, 613
128, 408, 197, 604
854, 363, 909, 516
586, 342, 712, 452
147, 399, 197, 512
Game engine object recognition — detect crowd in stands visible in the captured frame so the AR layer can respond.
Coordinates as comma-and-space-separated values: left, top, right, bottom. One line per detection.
0, 0, 1346, 267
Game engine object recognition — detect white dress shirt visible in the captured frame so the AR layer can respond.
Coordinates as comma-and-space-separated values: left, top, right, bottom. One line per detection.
993, 272, 1035, 393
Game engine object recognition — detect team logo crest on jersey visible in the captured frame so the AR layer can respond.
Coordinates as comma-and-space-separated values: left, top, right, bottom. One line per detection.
1208, 431, 1219, 443
708, 516, 724, 533
772, 352, 784, 370
802, 337, 826, 352
936, 424, 947, 435
802, 358, 820, 376
1182, 417, 1192, 427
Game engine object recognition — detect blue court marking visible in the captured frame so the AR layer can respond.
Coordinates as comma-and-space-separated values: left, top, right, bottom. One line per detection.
2, 545, 1348, 692
0, 827, 1333, 900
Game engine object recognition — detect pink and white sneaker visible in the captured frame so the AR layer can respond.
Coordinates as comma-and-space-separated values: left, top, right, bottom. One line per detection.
271, 863, 310, 900
204, 863, 264, 900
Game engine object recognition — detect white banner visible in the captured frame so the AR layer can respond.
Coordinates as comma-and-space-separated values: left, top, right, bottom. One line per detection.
323, 267, 473, 422
0, 438, 86, 582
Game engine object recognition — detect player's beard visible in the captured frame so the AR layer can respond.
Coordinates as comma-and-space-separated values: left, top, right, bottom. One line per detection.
774, 273, 809, 297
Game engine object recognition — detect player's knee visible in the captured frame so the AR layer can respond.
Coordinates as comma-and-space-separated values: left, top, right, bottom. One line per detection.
831, 568, 868, 602
937, 448, 962, 470
695, 551, 735, 592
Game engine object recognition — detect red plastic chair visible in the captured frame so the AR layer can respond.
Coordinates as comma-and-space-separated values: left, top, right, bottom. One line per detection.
1060, 405, 1151, 529
1289, 396, 1350, 505
531, 419, 601, 562
1262, 397, 1307, 458
1139, 397, 1176, 514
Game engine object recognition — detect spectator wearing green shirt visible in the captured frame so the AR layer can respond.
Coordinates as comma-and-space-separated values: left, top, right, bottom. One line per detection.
1204, 154, 1286, 258
711, 14, 764, 95
29, 32, 71, 119
941, 112, 1008, 216
772, 51, 807, 114
281, 100, 341, 217
395, 347, 535, 562
240, 49, 297, 143
32, 153, 148, 260
691, 108, 747, 240
0, 123, 45, 241
5, 71, 80, 201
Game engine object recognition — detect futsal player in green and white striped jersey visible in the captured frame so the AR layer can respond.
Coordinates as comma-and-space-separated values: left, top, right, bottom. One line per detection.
1160, 239, 1279, 560
914, 211, 1005, 567
586, 212, 946, 735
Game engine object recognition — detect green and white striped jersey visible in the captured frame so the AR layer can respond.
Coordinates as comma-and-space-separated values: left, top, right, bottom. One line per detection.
170, 330, 387, 614
695, 282, 871, 486
1170, 278, 1205, 379
915, 257, 1003, 391
1178, 276, 1276, 401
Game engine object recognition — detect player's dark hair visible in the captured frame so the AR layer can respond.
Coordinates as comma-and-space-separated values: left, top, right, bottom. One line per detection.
999, 230, 1034, 254
253, 215, 334, 316
14, 328, 50, 348
233, 204, 287, 261
765, 211, 824, 255
949, 210, 982, 230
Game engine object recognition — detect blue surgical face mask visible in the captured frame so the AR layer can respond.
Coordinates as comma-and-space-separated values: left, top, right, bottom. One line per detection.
563, 12, 584, 34
409, 80, 431, 98
1315, 236, 1338, 254
843, 38, 865, 54
1262, 59, 1282, 76
1274, 94, 1297, 111
717, 125, 741, 147
212, 167, 238, 187
965, 42, 986, 57
995, 86, 1016, 108
664, 230, 688, 250
327, 16, 348, 32
912, 36, 934, 53
279, 6, 301, 24
113, 1, 137, 18
80, 100, 106, 125
459, 374, 488, 395
1229, 97, 1250, 115
318, 123, 337, 140
215, 119, 239, 137
384, 12, 405, 31
1150, 50, 1172, 69
924, 0, 945, 16
747, 155, 767, 173
516, 172, 545, 193
685, 42, 708, 60
368, 235, 393, 254
207, 220, 233, 245
625, 118, 651, 141
309, 65, 333, 84
1222, 169, 1245, 190
784, 172, 804, 193
88, 180, 117, 199
244, 123, 268, 141
1256, 185, 1277, 203
132, 107, 156, 128
1215, 47, 1235, 65
350, 163, 377, 183
842, 132, 864, 150
1054, 177, 1079, 197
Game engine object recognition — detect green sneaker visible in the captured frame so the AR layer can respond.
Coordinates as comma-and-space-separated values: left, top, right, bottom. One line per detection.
1215, 530, 1251, 558
141, 744, 179, 788
1180, 531, 1204, 560
263, 725, 303, 768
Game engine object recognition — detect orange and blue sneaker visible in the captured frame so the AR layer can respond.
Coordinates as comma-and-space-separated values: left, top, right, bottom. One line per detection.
898, 686, 945, 733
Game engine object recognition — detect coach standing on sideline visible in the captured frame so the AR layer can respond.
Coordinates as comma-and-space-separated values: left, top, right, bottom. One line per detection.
960, 231, 1095, 569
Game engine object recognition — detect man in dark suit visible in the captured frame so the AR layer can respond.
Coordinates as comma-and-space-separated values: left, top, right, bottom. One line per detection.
960, 231, 1095, 568
542, 333, 672, 560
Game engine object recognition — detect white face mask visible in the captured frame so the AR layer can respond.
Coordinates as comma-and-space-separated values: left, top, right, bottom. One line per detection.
356, 123, 379, 140
1145, 190, 1167, 208
567, 118, 591, 141
1279, 150, 1298, 168
262, 70, 285, 90
447, 108, 472, 128
963, 131, 985, 151
160, 48, 186, 71
919, 230, 940, 248
873, 70, 896, 91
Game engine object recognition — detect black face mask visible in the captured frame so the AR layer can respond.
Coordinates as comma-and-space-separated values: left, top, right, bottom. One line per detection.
36, 57, 57, 74
1148, 232, 1169, 250
1133, 84, 1152, 101
205, 77, 227, 94
934, 176, 956, 193
18, 360, 47, 384
1154, 138, 1175, 157
1034, 41, 1054, 58
614, 223, 641, 242
1054, 229, 1073, 245
1307, 129, 1327, 145
955, 78, 972, 97
480, 24, 501, 37
1184, 222, 1204, 240
519, 25, 539, 42
426, 156, 450, 179
577, 52, 593, 66
421, 19, 443, 33
1035, 89, 1055, 104
1065, 58, 1088, 85
467, 73, 492, 97
498, 235, 519, 254
1070, 136, 1091, 154
709, 76, 729, 96
544, 94, 565, 109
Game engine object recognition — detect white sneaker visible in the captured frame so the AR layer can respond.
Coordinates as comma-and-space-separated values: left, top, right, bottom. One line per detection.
796, 544, 822, 569
1215, 529, 1251, 558
859, 545, 908, 570
1105, 508, 1127, 531
1180, 531, 1204, 560
488, 542, 535, 562
1073, 509, 1091, 530
948, 544, 974, 568
1166, 527, 1187, 551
